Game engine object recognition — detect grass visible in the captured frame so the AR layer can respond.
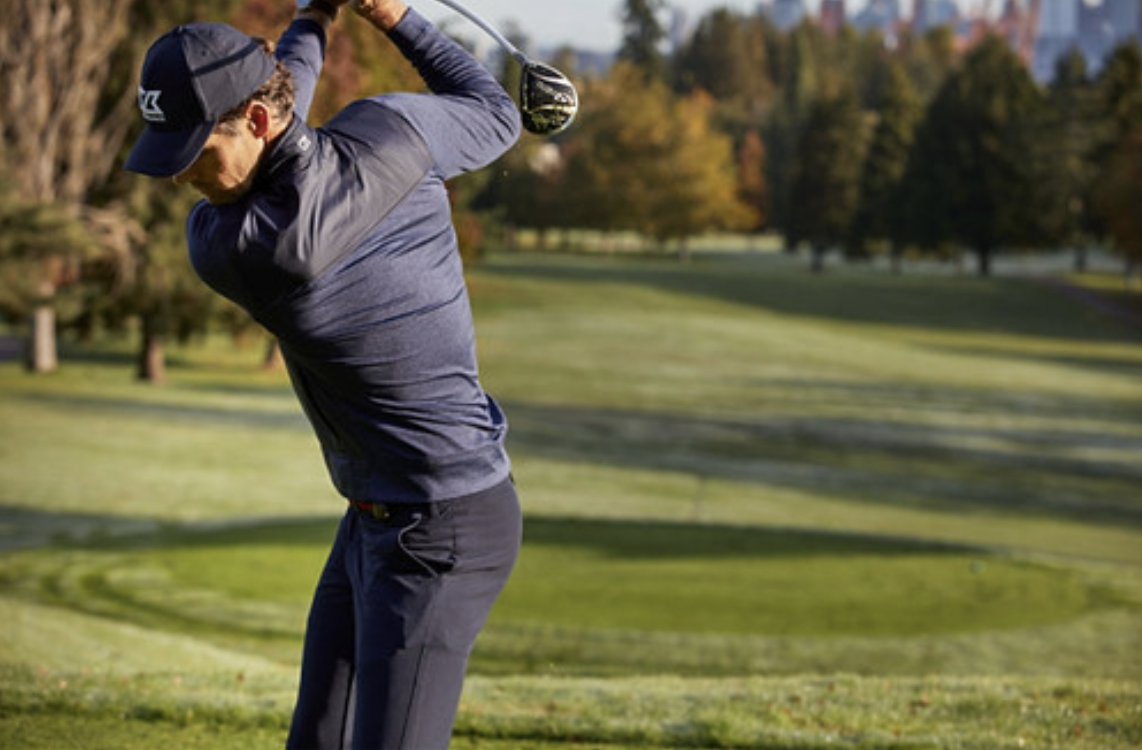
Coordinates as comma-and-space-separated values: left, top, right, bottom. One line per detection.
1, 248, 1141, 748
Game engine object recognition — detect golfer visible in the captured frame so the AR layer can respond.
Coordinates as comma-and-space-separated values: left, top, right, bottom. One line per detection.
125, 0, 522, 747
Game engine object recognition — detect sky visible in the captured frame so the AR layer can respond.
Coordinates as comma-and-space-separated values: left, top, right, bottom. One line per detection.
417, 0, 768, 54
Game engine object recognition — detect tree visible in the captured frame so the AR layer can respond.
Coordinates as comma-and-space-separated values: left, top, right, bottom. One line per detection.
0, 0, 145, 371
1094, 40, 1142, 140
480, 139, 570, 248
108, 180, 218, 383
0, 0, 243, 374
850, 62, 922, 271
787, 88, 868, 272
1037, 49, 1101, 271
1091, 40, 1142, 276
2, 0, 140, 205
1095, 129, 1142, 280
675, 9, 762, 105
896, 35, 1045, 276
897, 24, 957, 101
763, 22, 824, 243
560, 63, 755, 249
617, 0, 667, 82
651, 91, 759, 250
737, 130, 768, 233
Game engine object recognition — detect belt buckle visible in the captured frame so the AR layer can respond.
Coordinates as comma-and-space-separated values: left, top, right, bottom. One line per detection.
352, 500, 391, 521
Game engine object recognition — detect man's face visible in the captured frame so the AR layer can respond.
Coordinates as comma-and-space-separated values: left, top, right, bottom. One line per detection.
172, 118, 264, 205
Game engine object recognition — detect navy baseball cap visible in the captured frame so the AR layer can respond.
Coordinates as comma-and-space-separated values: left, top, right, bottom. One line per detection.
125, 23, 278, 177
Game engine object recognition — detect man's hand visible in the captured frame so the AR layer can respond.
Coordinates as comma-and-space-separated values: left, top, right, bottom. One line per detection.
353, 0, 409, 32
295, 0, 351, 27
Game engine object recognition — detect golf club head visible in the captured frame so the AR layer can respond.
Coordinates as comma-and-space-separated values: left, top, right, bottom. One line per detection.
519, 62, 578, 136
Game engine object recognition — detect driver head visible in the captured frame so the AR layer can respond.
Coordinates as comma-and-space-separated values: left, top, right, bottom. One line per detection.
519, 62, 578, 136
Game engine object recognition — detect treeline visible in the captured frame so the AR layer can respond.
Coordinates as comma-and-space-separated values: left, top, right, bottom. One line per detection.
495, 1, 1142, 278
2, 0, 1140, 378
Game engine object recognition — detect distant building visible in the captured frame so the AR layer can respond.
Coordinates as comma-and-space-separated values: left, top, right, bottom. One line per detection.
820, 0, 847, 33
1104, 0, 1140, 43
782, 0, 1142, 82
852, 0, 902, 37
1064, 0, 1141, 77
1039, 0, 1078, 37
1031, 0, 1080, 80
767, 0, 807, 30
912, 0, 960, 30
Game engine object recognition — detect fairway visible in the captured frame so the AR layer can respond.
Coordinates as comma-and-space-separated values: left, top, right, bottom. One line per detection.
2, 249, 1140, 749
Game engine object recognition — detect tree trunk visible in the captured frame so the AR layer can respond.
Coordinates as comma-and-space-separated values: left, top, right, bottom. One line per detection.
1073, 245, 1088, 273
677, 240, 691, 263
25, 305, 58, 373
810, 245, 826, 274
976, 246, 993, 277
137, 317, 166, 384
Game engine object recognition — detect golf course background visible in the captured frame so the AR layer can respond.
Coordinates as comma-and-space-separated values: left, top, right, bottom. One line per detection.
1, 247, 1140, 749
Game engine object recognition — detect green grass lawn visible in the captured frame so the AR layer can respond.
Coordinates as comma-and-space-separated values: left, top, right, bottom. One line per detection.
1, 249, 1140, 749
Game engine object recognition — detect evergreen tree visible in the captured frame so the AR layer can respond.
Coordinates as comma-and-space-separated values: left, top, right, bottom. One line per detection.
617, 0, 667, 81
1036, 49, 1101, 271
1094, 40, 1142, 140
787, 87, 868, 272
850, 62, 922, 271
0, 197, 110, 372
1091, 40, 1142, 275
897, 35, 1045, 276
764, 22, 822, 244
674, 9, 754, 103
898, 25, 957, 101
1096, 129, 1142, 278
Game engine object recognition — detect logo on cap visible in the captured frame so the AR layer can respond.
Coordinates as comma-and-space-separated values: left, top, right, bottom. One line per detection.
138, 87, 166, 123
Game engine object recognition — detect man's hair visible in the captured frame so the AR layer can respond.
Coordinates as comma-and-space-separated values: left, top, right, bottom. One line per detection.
215, 38, 295, 135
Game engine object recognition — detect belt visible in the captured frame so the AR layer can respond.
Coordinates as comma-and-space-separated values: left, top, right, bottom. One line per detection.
348, 482, 507, 521
348, 499, 392, 520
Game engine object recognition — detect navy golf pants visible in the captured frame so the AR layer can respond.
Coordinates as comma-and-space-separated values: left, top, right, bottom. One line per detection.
286, 477, 521, 750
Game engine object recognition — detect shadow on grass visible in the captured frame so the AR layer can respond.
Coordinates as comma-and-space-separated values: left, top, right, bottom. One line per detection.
0, 504, 338, 553
516, 515, 979, 560
2, 509, 1123, 668
56, 339, 272, 375
0, 503, 165, 552
503, 397, 1142, 527
10, 391, 309, 431
0, 504, 980, 566
9, 385, 1139, 531
926, 344, 1142, 379
482, 256, 1142, 344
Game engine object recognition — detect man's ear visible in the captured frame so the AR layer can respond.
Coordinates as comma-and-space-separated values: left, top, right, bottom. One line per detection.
247, 103, 272, 138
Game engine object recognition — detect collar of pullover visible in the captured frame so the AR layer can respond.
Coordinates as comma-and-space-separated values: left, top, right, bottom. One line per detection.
258, 115, 318, 186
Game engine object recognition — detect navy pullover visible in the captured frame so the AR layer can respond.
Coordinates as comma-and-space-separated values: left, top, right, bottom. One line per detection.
187, 11, 521, 503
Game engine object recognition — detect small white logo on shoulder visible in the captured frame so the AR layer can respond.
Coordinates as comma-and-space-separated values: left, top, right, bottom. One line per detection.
138, 87, 166, 123
298, 134, 312, 152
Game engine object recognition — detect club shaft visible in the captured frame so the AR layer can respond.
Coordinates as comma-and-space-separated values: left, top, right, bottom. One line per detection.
426, 0, 529, 65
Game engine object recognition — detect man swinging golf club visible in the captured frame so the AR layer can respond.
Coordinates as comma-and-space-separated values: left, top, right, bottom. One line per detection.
125, 0, 523, 747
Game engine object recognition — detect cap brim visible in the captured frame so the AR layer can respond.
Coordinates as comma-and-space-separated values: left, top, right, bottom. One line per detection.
124, 120, 215, 177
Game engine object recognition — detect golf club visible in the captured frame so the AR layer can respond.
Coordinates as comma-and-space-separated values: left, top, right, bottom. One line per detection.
426, 0, 579, 135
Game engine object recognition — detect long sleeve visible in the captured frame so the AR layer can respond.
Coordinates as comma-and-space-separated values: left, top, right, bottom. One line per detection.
372, 9, 521, 179
276, 18, 328, 122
